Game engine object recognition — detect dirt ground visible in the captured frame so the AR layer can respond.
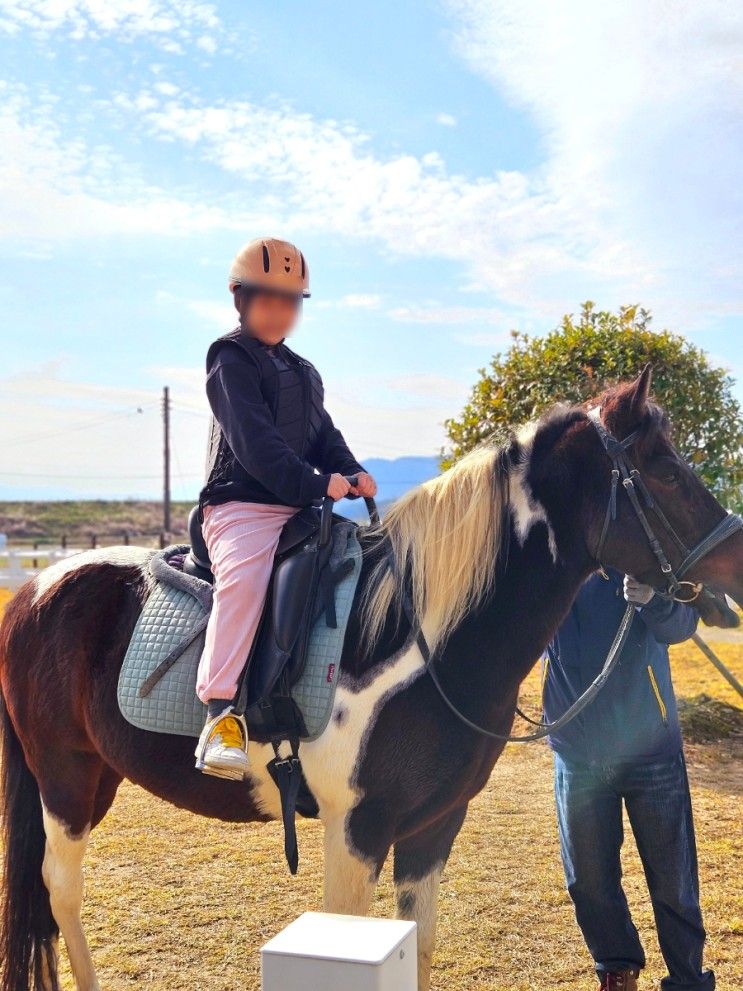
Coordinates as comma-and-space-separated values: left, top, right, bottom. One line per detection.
1, 586, 741, 990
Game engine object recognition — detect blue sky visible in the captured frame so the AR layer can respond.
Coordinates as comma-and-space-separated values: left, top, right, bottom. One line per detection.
0, 1, 740, 499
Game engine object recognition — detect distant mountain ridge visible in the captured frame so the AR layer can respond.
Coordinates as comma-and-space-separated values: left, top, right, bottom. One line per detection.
339, 455, 440, 517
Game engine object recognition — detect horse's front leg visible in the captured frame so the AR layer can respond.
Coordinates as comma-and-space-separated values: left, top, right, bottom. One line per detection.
322, 813, 388, 915
393, 804, 469, 991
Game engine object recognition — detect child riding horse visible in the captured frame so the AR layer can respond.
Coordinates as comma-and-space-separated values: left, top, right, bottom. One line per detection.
195, 237, 377, 780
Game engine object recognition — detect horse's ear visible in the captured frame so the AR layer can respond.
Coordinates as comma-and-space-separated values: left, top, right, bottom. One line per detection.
628, 364, 652, 421
604, 364, 653, 436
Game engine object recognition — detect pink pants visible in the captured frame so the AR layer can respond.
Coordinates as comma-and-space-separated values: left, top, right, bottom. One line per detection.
196, 500, 298, 703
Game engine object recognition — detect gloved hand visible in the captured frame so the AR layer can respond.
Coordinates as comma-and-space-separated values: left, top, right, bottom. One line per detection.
624, 575, 655, 606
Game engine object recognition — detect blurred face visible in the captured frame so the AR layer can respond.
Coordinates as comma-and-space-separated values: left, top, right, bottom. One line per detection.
239, 289, 301, 345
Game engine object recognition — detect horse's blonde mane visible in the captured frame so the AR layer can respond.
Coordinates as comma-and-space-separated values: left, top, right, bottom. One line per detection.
362, 445, 505, 653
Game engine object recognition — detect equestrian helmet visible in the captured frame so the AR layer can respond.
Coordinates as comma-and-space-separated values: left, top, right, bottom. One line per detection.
228, 237, 310, 298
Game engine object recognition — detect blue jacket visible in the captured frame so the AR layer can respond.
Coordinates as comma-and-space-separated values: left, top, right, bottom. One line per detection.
543, 569, 697, 764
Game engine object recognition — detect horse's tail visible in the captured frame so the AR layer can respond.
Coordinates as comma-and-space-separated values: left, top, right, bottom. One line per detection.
0, 682, 59, 991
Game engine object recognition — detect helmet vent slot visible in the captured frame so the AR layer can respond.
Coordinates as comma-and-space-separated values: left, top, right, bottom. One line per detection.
262, 244, 270, 273
300, 252, 306, 278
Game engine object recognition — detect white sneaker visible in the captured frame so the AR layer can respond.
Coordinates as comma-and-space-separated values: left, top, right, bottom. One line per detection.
195, 708, 250, 781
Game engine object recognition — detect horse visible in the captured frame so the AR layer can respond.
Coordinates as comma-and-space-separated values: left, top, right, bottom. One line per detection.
2, 367, 742, 991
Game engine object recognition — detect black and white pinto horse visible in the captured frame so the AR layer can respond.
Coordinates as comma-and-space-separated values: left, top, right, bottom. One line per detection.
2, 369, 743, 991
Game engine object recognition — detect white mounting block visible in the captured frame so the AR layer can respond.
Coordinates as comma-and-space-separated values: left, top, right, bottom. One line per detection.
261, 912, 418, 991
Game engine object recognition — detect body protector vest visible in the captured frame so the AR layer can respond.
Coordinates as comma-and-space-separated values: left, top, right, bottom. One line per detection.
201, 329, 326, 509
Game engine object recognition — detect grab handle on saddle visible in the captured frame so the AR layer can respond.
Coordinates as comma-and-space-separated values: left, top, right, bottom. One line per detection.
320, 476, 378, 546
364, 496, 380, 526
319, 498, 334, 547
320, 476, 358, 545
346, 476, 380, 525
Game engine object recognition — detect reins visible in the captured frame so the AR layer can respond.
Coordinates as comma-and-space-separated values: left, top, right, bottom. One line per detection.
378, 408, 743, 744
399, 564, 636, 744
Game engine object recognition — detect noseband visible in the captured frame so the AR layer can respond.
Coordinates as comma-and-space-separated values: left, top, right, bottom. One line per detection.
589, 407, 743, 603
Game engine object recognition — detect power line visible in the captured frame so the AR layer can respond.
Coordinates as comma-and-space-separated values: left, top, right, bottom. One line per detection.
0, 469, 203, 480
2, 404, 157, 450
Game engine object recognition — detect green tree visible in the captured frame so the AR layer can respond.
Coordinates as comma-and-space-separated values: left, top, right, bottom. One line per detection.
443, 303, 743, 511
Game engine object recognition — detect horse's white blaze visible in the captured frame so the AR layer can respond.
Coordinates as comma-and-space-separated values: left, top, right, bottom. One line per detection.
33, 545, 152, 603
246, 642, 425, 828
41, 805, 100, 991
510, 428, 557, 561
395, 864, 443, 991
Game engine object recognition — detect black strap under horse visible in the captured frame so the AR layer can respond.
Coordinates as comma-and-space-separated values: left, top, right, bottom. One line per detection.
390, 406, 743, 744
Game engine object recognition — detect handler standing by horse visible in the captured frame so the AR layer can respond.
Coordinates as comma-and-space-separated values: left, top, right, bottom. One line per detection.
543, 568, 713, 991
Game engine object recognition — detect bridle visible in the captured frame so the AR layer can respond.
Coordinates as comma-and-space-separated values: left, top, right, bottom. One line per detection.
589, 406, 743, 604
384, 407, 743, 744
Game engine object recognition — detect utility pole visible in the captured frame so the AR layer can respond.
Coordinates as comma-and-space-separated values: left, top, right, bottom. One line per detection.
162, 385, 171, 534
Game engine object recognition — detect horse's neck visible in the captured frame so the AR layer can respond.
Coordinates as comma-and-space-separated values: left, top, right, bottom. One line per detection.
433, 522, 591, 727
345, 506, 592, 703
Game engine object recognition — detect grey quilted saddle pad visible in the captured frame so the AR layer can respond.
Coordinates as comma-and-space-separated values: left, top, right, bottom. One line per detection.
117, 525, 362, 741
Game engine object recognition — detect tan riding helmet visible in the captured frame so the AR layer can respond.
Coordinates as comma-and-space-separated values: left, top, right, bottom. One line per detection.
228, 237, 310, 298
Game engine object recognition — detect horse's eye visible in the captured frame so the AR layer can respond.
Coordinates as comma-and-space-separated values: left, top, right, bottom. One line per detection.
663, 469, 680, 485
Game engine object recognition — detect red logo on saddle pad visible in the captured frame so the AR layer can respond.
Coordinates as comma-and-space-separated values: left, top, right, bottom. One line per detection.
327, 663, 335, 683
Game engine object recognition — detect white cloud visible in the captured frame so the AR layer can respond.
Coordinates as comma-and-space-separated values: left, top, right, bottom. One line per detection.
322, 387, 453, 458
385, 372, 470, 402
436, 112, 458, 127
127, 87, 634, 313
0, 83, 260, 242
0, 365, 168, 498
444, 0, 743, 321
389, 305, 507, 324
0, 0, 221, 50
155, 292, 237, 334
179, 297, 235, 332
3, 0, 741, 329
454, 331, 510, 348
339, 293, 382, 309
0, 359, 447, 500
313, 294, 383, 311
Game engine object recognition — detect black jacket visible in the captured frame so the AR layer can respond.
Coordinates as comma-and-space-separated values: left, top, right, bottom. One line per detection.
199, 329, 364, 509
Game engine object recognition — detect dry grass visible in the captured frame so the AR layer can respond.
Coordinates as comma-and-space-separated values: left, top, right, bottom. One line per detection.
1, 589, 741, 990
0, 501, 193, 542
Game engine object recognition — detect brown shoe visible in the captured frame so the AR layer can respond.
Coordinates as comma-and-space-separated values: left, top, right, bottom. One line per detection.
599, 971, 639, 991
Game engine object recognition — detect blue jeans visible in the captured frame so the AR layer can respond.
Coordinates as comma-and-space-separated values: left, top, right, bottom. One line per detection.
554, 751, 714, 991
